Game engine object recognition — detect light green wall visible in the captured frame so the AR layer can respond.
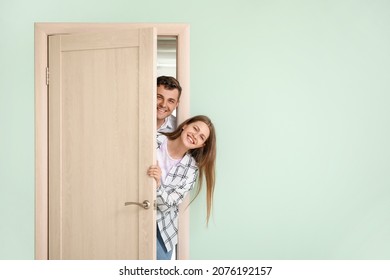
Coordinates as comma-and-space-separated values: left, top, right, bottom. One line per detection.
1, 0, 389, 260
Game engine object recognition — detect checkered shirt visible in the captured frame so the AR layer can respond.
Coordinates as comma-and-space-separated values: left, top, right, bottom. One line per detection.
156, 134, 198, 252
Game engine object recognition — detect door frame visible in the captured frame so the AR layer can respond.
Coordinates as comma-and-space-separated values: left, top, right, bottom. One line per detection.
35, 23, 190, 260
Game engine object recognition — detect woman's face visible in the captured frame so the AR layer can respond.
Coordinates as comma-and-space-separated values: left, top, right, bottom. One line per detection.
181, 121, 210, 149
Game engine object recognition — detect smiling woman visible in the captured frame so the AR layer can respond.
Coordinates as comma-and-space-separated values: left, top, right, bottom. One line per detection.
147, 115, 217, 260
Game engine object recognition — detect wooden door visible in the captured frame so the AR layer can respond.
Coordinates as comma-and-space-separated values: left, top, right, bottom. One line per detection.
48, 28, 156, 259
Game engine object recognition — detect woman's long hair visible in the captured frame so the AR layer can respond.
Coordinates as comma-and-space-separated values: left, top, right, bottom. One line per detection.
163, 115, 216, 224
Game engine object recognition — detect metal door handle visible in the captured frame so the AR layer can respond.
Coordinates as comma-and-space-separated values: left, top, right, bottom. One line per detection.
124, 200, 150, 209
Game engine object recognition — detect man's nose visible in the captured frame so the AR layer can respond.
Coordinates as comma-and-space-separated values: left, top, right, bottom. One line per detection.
158, 99, 167, 107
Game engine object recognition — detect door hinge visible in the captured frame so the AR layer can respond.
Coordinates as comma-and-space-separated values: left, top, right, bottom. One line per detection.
46, 67, 49, 86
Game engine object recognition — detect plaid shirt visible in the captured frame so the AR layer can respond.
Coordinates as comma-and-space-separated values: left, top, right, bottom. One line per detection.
156, 134, 198, 252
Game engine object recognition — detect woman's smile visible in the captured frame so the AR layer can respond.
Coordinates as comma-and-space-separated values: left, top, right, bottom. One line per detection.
187, 134, 195, 145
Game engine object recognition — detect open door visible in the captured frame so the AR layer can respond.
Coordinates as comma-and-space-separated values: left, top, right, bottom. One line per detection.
48, 28, 156, 259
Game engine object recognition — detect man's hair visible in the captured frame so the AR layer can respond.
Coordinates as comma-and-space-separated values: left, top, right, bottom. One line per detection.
157, 76, 182, 99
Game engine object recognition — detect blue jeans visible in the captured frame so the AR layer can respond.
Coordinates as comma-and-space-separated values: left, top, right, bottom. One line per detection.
157, 228, 173, 260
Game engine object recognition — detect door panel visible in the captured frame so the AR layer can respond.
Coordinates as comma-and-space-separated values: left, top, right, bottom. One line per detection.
48, 29, 156, 259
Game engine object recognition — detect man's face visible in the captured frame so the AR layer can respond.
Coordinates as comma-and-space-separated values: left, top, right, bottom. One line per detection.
156, 85, 180, 121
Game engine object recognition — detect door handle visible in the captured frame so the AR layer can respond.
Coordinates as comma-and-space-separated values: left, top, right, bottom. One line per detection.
124, 200, 151, 209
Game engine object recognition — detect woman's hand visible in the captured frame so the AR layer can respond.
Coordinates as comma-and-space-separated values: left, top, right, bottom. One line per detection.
147, 162, 162, 187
